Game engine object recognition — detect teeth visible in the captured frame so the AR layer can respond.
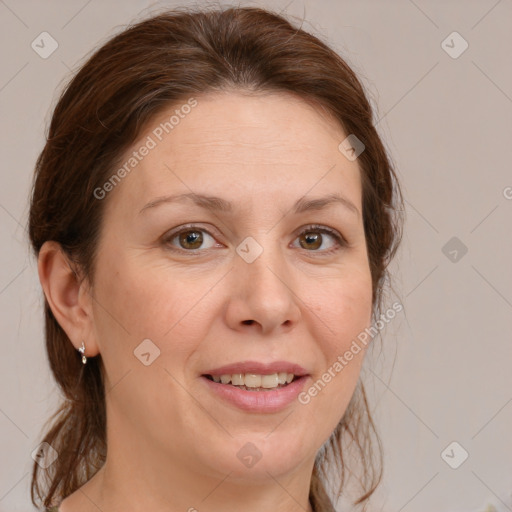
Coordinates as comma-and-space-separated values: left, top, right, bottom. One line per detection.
245, 374, 261, 387
232, 373, 244, 386
278, 372, 288, 385
261, 374, 278, 388
210, 372, 296, 388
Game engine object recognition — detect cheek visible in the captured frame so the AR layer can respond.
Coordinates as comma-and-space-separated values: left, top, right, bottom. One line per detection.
305, 270, 372, 377
306, 269, 373, 344
94, 257, 219, 363
292, 275, 372, 450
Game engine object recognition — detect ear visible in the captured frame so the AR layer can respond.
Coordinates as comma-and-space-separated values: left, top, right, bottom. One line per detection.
37, 241, 100, 359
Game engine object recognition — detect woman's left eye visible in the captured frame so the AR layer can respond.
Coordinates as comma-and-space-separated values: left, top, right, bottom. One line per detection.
292, 225, 346, 254
162, 224, 346, 254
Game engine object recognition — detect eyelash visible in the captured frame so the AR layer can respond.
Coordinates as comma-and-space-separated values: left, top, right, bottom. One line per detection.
161, 223, 347, 256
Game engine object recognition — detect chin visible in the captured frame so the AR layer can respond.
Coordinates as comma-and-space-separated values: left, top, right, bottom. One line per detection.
202, 436, 313, 481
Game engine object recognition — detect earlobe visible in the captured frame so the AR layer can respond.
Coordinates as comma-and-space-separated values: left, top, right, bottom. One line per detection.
37, 241, 100, 358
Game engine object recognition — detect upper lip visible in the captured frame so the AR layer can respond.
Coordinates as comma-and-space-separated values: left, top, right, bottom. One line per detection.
203, 361, 309, 377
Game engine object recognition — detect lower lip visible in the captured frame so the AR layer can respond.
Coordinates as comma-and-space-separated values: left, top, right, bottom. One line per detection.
200, 375, 309, 413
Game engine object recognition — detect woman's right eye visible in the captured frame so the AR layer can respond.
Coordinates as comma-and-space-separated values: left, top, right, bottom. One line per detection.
162, 226, 219, 252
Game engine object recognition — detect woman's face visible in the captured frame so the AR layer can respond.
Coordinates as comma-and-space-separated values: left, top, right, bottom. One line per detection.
86, 90, 373, 497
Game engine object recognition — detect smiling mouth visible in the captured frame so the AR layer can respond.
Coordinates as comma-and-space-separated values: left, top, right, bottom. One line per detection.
203, 373, 300, 391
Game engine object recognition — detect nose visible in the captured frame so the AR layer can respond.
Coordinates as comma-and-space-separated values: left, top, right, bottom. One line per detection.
224, 240, 302, 336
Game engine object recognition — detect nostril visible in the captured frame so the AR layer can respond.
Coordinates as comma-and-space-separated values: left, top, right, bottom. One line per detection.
242, 320, 254, 325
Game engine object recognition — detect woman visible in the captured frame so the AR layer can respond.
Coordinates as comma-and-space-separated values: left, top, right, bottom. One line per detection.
29, 6, 404, 512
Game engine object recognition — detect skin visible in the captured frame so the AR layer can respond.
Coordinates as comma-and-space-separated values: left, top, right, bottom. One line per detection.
38, 90, 374, 512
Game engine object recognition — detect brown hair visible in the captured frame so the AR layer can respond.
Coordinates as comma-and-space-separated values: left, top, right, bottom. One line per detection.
28, 6, 404, 511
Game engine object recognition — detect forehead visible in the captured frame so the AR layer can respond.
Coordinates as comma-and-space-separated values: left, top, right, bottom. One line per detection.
107, 90, 362, 215
154, 91, 347, 163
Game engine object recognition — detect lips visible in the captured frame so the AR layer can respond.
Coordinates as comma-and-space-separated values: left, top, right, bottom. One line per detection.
202, 360, 309, 377
200, 361, 311, 412
201, 373, 310, 413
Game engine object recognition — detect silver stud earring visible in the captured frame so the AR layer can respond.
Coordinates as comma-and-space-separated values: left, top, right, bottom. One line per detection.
78, 341, 87, 365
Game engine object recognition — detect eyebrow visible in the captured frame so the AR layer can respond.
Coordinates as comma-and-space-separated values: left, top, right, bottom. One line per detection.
139, 192, 360, 217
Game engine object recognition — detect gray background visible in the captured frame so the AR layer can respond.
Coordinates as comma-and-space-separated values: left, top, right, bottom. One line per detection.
1, 0, 511, 511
